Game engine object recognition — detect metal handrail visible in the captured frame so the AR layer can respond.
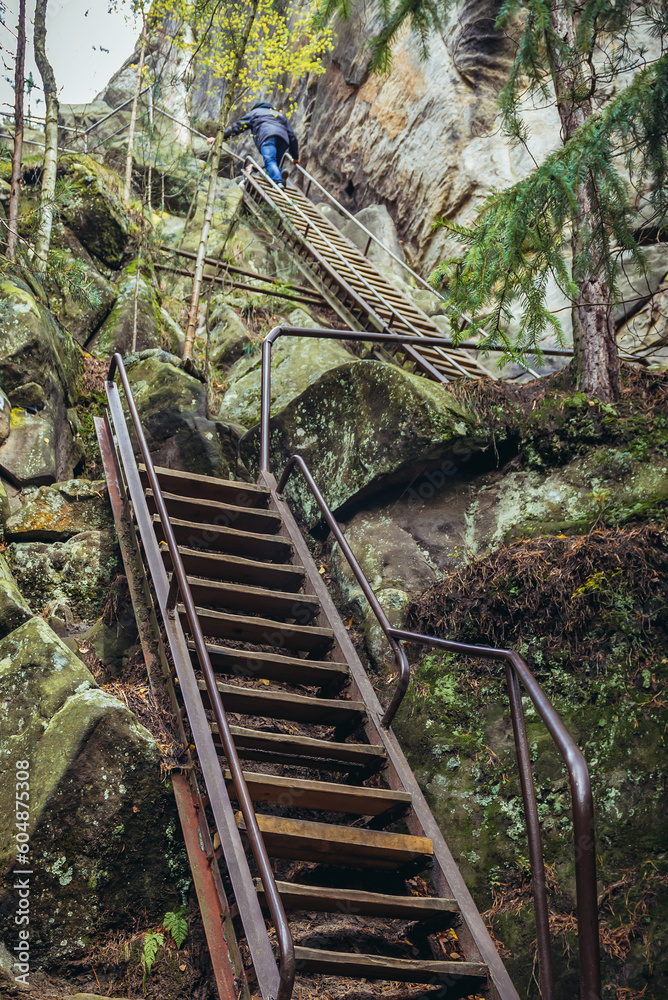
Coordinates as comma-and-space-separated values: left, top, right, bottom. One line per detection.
277, 455, 410, 730
108, 352, 295, 1000
260, 325, 600, 1000
390, 629, 601, 1000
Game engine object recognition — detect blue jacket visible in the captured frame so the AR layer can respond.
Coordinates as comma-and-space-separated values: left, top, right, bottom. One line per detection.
224, 103, 299, 158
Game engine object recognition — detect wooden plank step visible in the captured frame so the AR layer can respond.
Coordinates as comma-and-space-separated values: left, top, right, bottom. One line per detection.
139, 464, 270, 507
235, 813, 433, 868
183, 607, 334, 653
200, 681, 365, 725
165, 546, 305, 591
218, 725, 387, 774
146, 490, 282, 534
255, 880, 458, 921
184, 576, 320, 621
229, 773, 409, 815
188, 641, 349, 688
292, 948, 487, 987
154, 516, 293, 563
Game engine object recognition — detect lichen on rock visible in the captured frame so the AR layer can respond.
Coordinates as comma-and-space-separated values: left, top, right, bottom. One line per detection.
5, 480, 112, 542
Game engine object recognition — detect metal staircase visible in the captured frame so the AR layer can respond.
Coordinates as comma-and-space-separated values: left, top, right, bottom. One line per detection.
238, 159, 491, 383
96, 332, 601, 1000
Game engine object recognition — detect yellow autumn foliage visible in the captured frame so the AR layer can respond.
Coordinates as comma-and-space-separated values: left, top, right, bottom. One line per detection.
145, 0, 333, 108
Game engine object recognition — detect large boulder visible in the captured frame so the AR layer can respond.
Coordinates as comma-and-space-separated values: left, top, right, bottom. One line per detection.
4, 480, 112, 542
58, 154, 136, 269
0, 552, 32, 638
218, 335, 356, 428
8, 531, 119, 622
340, 204, 407, 279
124, 350, 237, 477
617, 276, 668, 367
0, 618, 187, 966
330, 510, 439, 666
241, 360, 488, 523
0, 277, 84, 485
208, 304, 253, 368
89, 261, 162, 357
48, 226, 118, 346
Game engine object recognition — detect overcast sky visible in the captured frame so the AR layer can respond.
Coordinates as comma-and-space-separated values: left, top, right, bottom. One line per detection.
0, 0, 140, 116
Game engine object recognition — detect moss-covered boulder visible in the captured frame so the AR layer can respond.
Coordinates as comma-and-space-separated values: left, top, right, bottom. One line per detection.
219, 336, 356, 428
0, 552, 32, 637
0, 617, 188, 966
89, 261, 162, 357
58, 154, 136, 269
0, 407, 59, 485
4, 480, 112, 542
209, 304, 253, 368
8, 530, 119, 621
242, 360, 488, 523
124, 350, 236, 477
0, 276, 84, 485
0, 276, 82, 404
180, 180, 243, 255
48, 227, 118, 346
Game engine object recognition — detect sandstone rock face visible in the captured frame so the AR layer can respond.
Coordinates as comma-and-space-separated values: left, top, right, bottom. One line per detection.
125, 350, 237, 477
617, 276, 668, 367
241, 360, 487, 523
219, 335, 356, 428
8, 531, 119, 621
0, 277, 84, 485
0, 618, 187, 965
298, 0, 545, 276
58, 154, 136, 269
5, 481, 112, 542
90, 262, 162, 357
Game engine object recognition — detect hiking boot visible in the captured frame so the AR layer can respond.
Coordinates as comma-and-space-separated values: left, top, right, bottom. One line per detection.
281, 168, 289, 188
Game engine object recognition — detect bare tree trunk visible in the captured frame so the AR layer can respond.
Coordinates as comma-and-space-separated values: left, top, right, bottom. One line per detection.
7, 0, 26, 261
548, 1, 619, 401
33, 0, 59, 268
182, 0, 260, 362
123, 26, 147, 205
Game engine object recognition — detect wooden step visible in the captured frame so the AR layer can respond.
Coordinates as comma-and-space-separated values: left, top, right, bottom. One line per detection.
218, 725, 387, 774
200, 681, 365, 725
228, 772, 408, 816
293, 947, 487, 988
146, 490, 282, 534
184, 576, 320, 621
155, 515, 293, 563
235, 813, 433, 868
183, 607, 334, 653
255, 880, 458, 921
188, 641, 349, 689
165, 546, 306, 592
140, 464, 270, 507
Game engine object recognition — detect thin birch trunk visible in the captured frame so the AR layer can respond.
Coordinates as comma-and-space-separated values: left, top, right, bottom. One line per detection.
548, 1, 619, 402
33, 0, 59, 269
7, 0, 26, 260
123, 26, 147, 205
182, 0, 260, 361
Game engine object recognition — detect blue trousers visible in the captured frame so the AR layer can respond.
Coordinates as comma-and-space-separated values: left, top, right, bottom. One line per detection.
259, 136, 288, 184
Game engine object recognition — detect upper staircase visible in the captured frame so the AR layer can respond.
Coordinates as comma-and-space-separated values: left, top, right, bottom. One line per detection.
240, 162, 491, 384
